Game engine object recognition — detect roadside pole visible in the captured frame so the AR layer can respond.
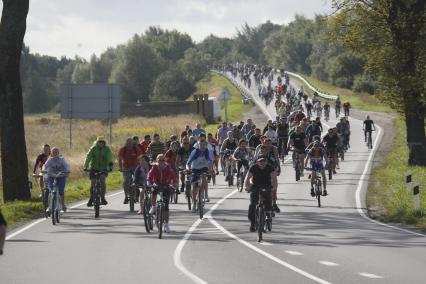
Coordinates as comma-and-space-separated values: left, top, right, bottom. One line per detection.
220, 86, 232, 123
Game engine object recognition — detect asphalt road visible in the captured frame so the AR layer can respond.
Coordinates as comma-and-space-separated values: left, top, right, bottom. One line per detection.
2, 73, 425, 284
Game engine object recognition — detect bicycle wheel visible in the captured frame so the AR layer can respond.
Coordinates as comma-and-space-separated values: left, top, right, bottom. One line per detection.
198, 187, 204, 219
55, 209, 60, 224
316, 183, 322, 208
212, 173, 216, 186
94, 189, 100, 218
143, 199, 151, 233
340, 149, 344, 161
157, 204, 164, 239
257, 206, 264, 242
368, 133, 373, 149
295, 161, 300, 181
51, 193, 56, 225
328, 162, 333, 180
173, 189, 178, 204
42, 189, 49, 218
129, 187, 135, 212
267, 216, 272, 232
186, 181, 192, 210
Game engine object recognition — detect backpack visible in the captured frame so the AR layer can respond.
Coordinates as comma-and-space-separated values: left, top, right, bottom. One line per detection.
193, 148, 209, 160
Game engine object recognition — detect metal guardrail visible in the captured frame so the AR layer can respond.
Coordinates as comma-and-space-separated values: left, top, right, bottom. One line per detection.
283, 71, 338, 100
211, 70, 253, 102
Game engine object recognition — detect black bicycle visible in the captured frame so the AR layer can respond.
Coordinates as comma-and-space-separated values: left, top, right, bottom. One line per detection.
306, 167, 324, 208
365, 129, 375, 149
222, 150, 234, 186
153, 185, 168, 239
236, 159, 249, 192
142, 186, 154, 233
33, 173, 49, 218
291, 148, 304, 181
123, 170, 137, 212
85, 169, 109, 218
255, 188, 272, 242
180, 170, 192, 210
193, 171, 208, 219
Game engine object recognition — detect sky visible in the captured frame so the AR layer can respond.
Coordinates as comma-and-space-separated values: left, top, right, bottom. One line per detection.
1, 0, 332, 59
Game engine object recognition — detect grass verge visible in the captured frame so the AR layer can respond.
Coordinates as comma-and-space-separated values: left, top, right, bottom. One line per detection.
367, 117, 426, 229
289, 74, 392, 113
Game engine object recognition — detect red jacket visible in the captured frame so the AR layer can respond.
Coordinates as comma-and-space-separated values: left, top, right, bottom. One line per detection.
147, 164, 176, 186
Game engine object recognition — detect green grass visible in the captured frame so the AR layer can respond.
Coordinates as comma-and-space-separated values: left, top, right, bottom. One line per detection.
367, 118, 426, 229
289, 74, 392, 113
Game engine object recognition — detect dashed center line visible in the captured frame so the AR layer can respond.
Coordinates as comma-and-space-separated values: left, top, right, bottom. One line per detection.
359, 272, 384, 279
285, 250, 304, 256
319, 261, 340, 267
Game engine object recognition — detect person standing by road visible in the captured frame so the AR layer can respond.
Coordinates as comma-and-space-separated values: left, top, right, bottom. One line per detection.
118, 137, 142, 204
343, 101, 351, 116
84, 136, 113, 207
244, 155, 277, 232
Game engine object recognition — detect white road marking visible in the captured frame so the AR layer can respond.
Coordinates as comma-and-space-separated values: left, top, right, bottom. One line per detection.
173, 190, 238, 284
285, 250, 304, 256
354, 125, 425, 238
6, 191, 124, 240
259, 242, 273, 246
359, 272, 384, 279
319, 261, 340, 267
209, 218, 332, 284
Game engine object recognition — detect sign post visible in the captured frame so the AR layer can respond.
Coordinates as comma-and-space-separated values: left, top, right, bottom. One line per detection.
60, 83, 121, 148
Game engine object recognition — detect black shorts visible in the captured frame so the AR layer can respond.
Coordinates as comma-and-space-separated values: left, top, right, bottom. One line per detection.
191, 168, 209, 183
152, 186, 171, 211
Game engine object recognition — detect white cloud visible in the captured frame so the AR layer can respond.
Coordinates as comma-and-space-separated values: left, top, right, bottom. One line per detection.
1, 0, 332, 59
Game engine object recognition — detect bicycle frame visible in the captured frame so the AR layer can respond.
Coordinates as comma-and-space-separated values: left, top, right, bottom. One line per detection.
193, 172, 208, 219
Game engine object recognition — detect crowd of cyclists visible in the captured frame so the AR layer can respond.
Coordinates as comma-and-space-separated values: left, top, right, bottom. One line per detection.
0, 62, 378, 248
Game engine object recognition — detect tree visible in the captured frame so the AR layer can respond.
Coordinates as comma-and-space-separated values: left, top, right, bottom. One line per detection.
197, 34, 233, 62
0, 0, 31, 201
179, 48, 212, 82
23, 68, 50, 113
151, 66, 195, 101
331, 0, 426, 165
109, 35, 165, 102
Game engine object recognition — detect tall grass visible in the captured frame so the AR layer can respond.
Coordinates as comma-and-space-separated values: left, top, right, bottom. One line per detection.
367, 118, 426, 229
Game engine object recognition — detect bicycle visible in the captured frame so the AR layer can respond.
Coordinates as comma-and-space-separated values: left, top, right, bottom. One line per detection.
181, 170, 192, 210
44, 172, 68, 225
222, 150, 234, 186
306, 167, 324, 208
123, 169, 137, 212
254, 188, 273, 242
33, 173, 49, 218
192, 171, 208, 219
152, 185, 168, 239
335, 106, 341, 118
365, 130, 375, 149
85, 169, 109, 218
290, 148, 304, 181
236, 159, 249, 192
142, 186, 154, 233
324, 109, 330, 121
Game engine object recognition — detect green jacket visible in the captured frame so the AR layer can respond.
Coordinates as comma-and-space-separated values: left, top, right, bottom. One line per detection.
84, 144, 113, 170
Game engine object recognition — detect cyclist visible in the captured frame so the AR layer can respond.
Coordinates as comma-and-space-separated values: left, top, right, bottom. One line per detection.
165, 141, 179, 172
335, 96, 342, 117
0, 211, 6, 255
241, 118, 254, 138
192, 122, 205, 139
260, 138, 281, 212
140, 135, 151, 155
118, 137, 142, 204
42, 147, 70, 212
132, 136, 144, 152
147, 154, 177, 233
33, 144, 51, 194
336, 117, 350, 150
217, 122, 230, 148
322, 128, 339, 174
343, 101, 351, 116
304, 141, 328, 197
288, 126, 308, 177
84, 136, 113, 207
233, 139, 253, 178
363, 115, 376, 143
244, 155, 278, 232
305, 100, 313, 118
276, 117, 289, 158
306, 117, 323, 143
323, 102, 330, 119
248, 128, 262, 149
166, 135, 178, 149
133, 155, 151, 214
264, 125, 278, 147
220, 131, 238, 176
187, 141, 213, 211
207, 133, 220, 174
147, 133, 165, 161
176, 138, 194, 192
